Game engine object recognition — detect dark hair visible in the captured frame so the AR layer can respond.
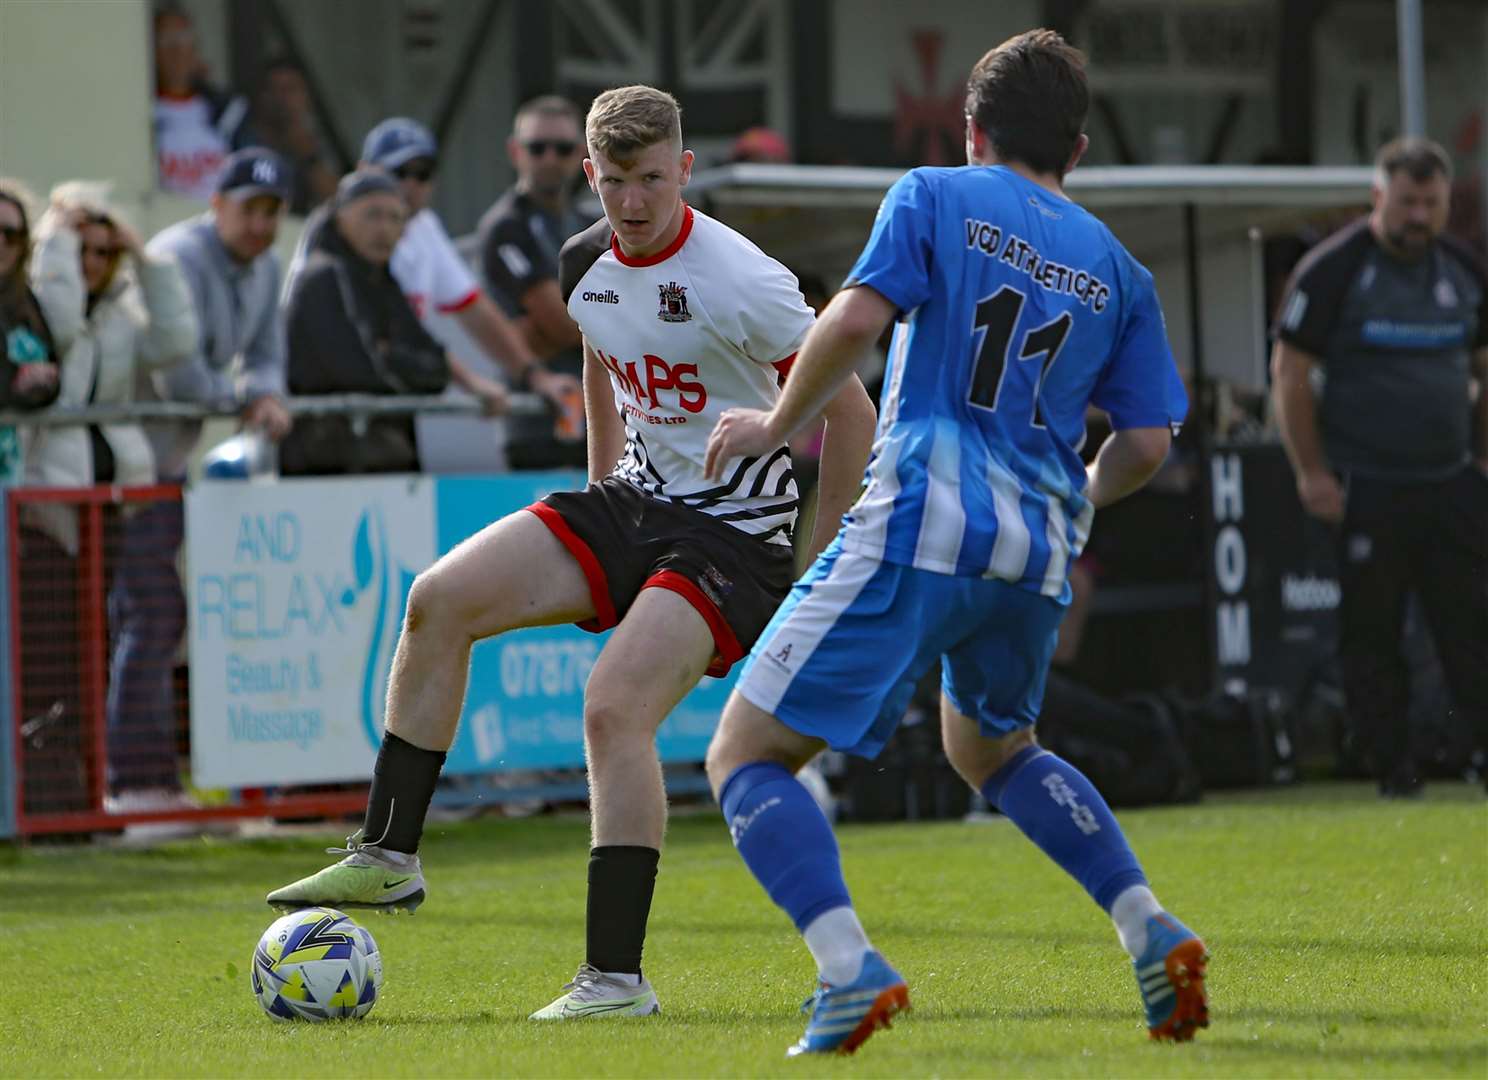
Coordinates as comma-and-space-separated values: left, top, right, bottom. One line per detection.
0, 183, 34, 304
965, 29, 1088, 176
514, 94, 581, 134
1375, 136, 1453, 184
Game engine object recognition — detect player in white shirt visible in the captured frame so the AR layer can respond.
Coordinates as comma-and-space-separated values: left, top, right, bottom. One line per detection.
267, 86, 877, 1018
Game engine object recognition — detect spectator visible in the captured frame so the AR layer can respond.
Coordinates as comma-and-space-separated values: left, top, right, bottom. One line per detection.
1, 179, 81, 814
0, 181, 70, 483
23, 182, 197, 541
23, 183, 199, 812
152, 5, 252, 201
288, 118, 578, 434
728, 126, 791, 165
249, 57, 339, 215
1271, 135, 1488, 798
477, 94, 591, 468
280, 171, 506, 475
113, 148, 293, 808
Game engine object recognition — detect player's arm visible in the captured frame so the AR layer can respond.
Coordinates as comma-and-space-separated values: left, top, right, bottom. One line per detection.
704, 285, 894, 480
804, 373, 876, 562
583, 337, 625, 483
1270, 339, 1343, 522
1084, 427, 1172, 509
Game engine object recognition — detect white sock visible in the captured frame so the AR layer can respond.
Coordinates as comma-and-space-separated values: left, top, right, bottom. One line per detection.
1110, 885, 1163, 959
600, 970, 642, 986
802, 906, 872, 985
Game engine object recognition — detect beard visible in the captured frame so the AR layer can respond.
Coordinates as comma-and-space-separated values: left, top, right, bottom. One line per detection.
1385, 223, 1434, 255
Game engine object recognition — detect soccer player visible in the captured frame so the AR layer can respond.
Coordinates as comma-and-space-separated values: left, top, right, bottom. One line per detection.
267, 85, 878, 1020
702, 29, 1207, 1056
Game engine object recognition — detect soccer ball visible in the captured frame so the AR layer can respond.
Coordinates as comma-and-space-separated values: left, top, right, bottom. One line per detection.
251, 907, 383, 1021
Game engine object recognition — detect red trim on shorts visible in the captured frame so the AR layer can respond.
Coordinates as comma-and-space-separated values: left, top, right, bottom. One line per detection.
437, 288, 480, 314
642, 569, 742, 678
524, 502, 616, 632
610, 204, 694, 267
771, 351, 797, 387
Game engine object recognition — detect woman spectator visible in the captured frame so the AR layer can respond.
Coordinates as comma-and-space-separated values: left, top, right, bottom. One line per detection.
281, 170, 505, 475
26, 182, 199, 815
0, 181, 72, 482
1, 180, 81, 813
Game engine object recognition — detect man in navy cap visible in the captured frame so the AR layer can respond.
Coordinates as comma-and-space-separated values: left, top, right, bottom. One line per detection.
111, 148, 295, 825
289, 118, 578, 427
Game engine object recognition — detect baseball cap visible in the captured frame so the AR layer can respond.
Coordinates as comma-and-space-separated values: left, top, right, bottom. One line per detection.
335, 169, 401, 207
215, 147, 291, 201
361, 118, 438, 170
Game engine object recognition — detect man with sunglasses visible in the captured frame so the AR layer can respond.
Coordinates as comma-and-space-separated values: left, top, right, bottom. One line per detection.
287, 118, 577, 428
477, 96, 592, 468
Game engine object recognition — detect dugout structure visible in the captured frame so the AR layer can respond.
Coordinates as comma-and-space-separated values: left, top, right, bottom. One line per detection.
689, 162, 1374, 698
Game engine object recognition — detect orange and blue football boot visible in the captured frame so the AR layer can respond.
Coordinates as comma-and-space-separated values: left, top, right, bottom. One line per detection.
1133, 912, 1210, 1041
788, 951, 909, 1057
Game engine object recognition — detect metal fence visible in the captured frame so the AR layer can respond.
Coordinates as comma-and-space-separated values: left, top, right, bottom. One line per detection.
2, 393, 550, 837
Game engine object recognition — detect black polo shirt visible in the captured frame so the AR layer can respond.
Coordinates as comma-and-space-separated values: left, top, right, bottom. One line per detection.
477, 187, 592, 468
1274, 218, 1486, 480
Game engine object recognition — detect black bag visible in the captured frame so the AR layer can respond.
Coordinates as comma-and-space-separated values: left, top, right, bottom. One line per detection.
1038, 675, 1203, 806
1174, 687, 1296, 789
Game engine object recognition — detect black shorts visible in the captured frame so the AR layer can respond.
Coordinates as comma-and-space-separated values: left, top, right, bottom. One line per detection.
527, 477, 796, 677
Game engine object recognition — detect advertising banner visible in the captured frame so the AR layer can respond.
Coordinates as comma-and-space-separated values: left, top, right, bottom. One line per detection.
187, 473, 737, 787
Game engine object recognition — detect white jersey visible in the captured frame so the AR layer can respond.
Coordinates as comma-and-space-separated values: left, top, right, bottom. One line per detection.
561, 204, 813, 546
390, 209, 480, 319
154, 95, 230, 201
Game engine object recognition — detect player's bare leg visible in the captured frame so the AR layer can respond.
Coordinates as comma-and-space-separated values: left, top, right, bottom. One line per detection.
530, 587, 713, 1019
267, 510, 594, 913
385, 510, 595, 752
940, 695, 1210, 1042
707, 694, 909, 1056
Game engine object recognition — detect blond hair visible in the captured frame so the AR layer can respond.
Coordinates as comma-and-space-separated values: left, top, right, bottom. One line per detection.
585, 85, 682, 164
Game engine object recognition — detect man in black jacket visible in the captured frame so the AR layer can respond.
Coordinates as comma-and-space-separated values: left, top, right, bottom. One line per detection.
282, 171, 506, 475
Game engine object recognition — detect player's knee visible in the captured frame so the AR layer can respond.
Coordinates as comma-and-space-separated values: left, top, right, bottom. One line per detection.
946, 725, 1038, 789
582, 695, 646, 753
404, 564, 471, 640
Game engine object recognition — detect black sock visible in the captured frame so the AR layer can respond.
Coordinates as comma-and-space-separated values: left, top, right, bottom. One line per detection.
586, 846, 661, 976
361, 731, 447, 854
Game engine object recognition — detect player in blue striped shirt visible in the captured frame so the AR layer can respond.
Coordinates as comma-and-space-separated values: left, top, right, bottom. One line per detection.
702, 29, 1207, 1056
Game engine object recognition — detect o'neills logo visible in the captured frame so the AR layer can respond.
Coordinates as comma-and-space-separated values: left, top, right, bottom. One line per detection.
582, 289, 620, 304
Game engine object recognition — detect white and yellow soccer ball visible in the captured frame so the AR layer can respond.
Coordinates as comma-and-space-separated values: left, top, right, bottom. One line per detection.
251, 907, 383, 1021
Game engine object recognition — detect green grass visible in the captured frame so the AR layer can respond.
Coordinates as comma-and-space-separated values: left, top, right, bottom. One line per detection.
1, 782, 1485, 1078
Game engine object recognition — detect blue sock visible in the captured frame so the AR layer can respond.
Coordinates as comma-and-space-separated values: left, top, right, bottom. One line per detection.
719, 762, 852, 931
982, 745, 1147, 912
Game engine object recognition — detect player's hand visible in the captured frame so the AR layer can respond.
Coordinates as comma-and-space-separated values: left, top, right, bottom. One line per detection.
531, 367, 581, 408
705, 407, 778, 480
1297, 467, 1344, 523
241, 395, 293, 441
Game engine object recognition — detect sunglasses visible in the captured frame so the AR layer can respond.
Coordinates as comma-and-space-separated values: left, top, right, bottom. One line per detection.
0, 225, 26, 246
524, 139, 578, 157
393, 160, 437, 183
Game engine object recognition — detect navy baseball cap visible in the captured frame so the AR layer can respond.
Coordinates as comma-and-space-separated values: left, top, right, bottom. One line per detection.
361, 118, 438, 169
215, 147, 291, 201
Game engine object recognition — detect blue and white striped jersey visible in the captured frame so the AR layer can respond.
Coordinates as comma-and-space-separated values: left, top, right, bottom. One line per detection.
838, 165, 1187, 600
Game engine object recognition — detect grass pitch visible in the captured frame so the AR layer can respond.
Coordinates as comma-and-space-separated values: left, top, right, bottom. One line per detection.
1, 782, 1484, 1078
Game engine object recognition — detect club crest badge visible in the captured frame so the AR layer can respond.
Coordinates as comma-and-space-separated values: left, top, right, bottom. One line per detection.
657, 281, 692, 323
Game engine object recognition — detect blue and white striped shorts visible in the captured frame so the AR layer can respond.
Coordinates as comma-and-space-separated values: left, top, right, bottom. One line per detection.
734, 536, 1066, 759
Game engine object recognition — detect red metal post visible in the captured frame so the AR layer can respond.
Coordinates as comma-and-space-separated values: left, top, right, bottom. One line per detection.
79, 500, 109, 812
8, 492, 27, 835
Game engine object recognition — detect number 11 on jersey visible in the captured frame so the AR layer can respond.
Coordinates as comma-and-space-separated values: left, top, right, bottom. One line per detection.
968, 285, 1072, 429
